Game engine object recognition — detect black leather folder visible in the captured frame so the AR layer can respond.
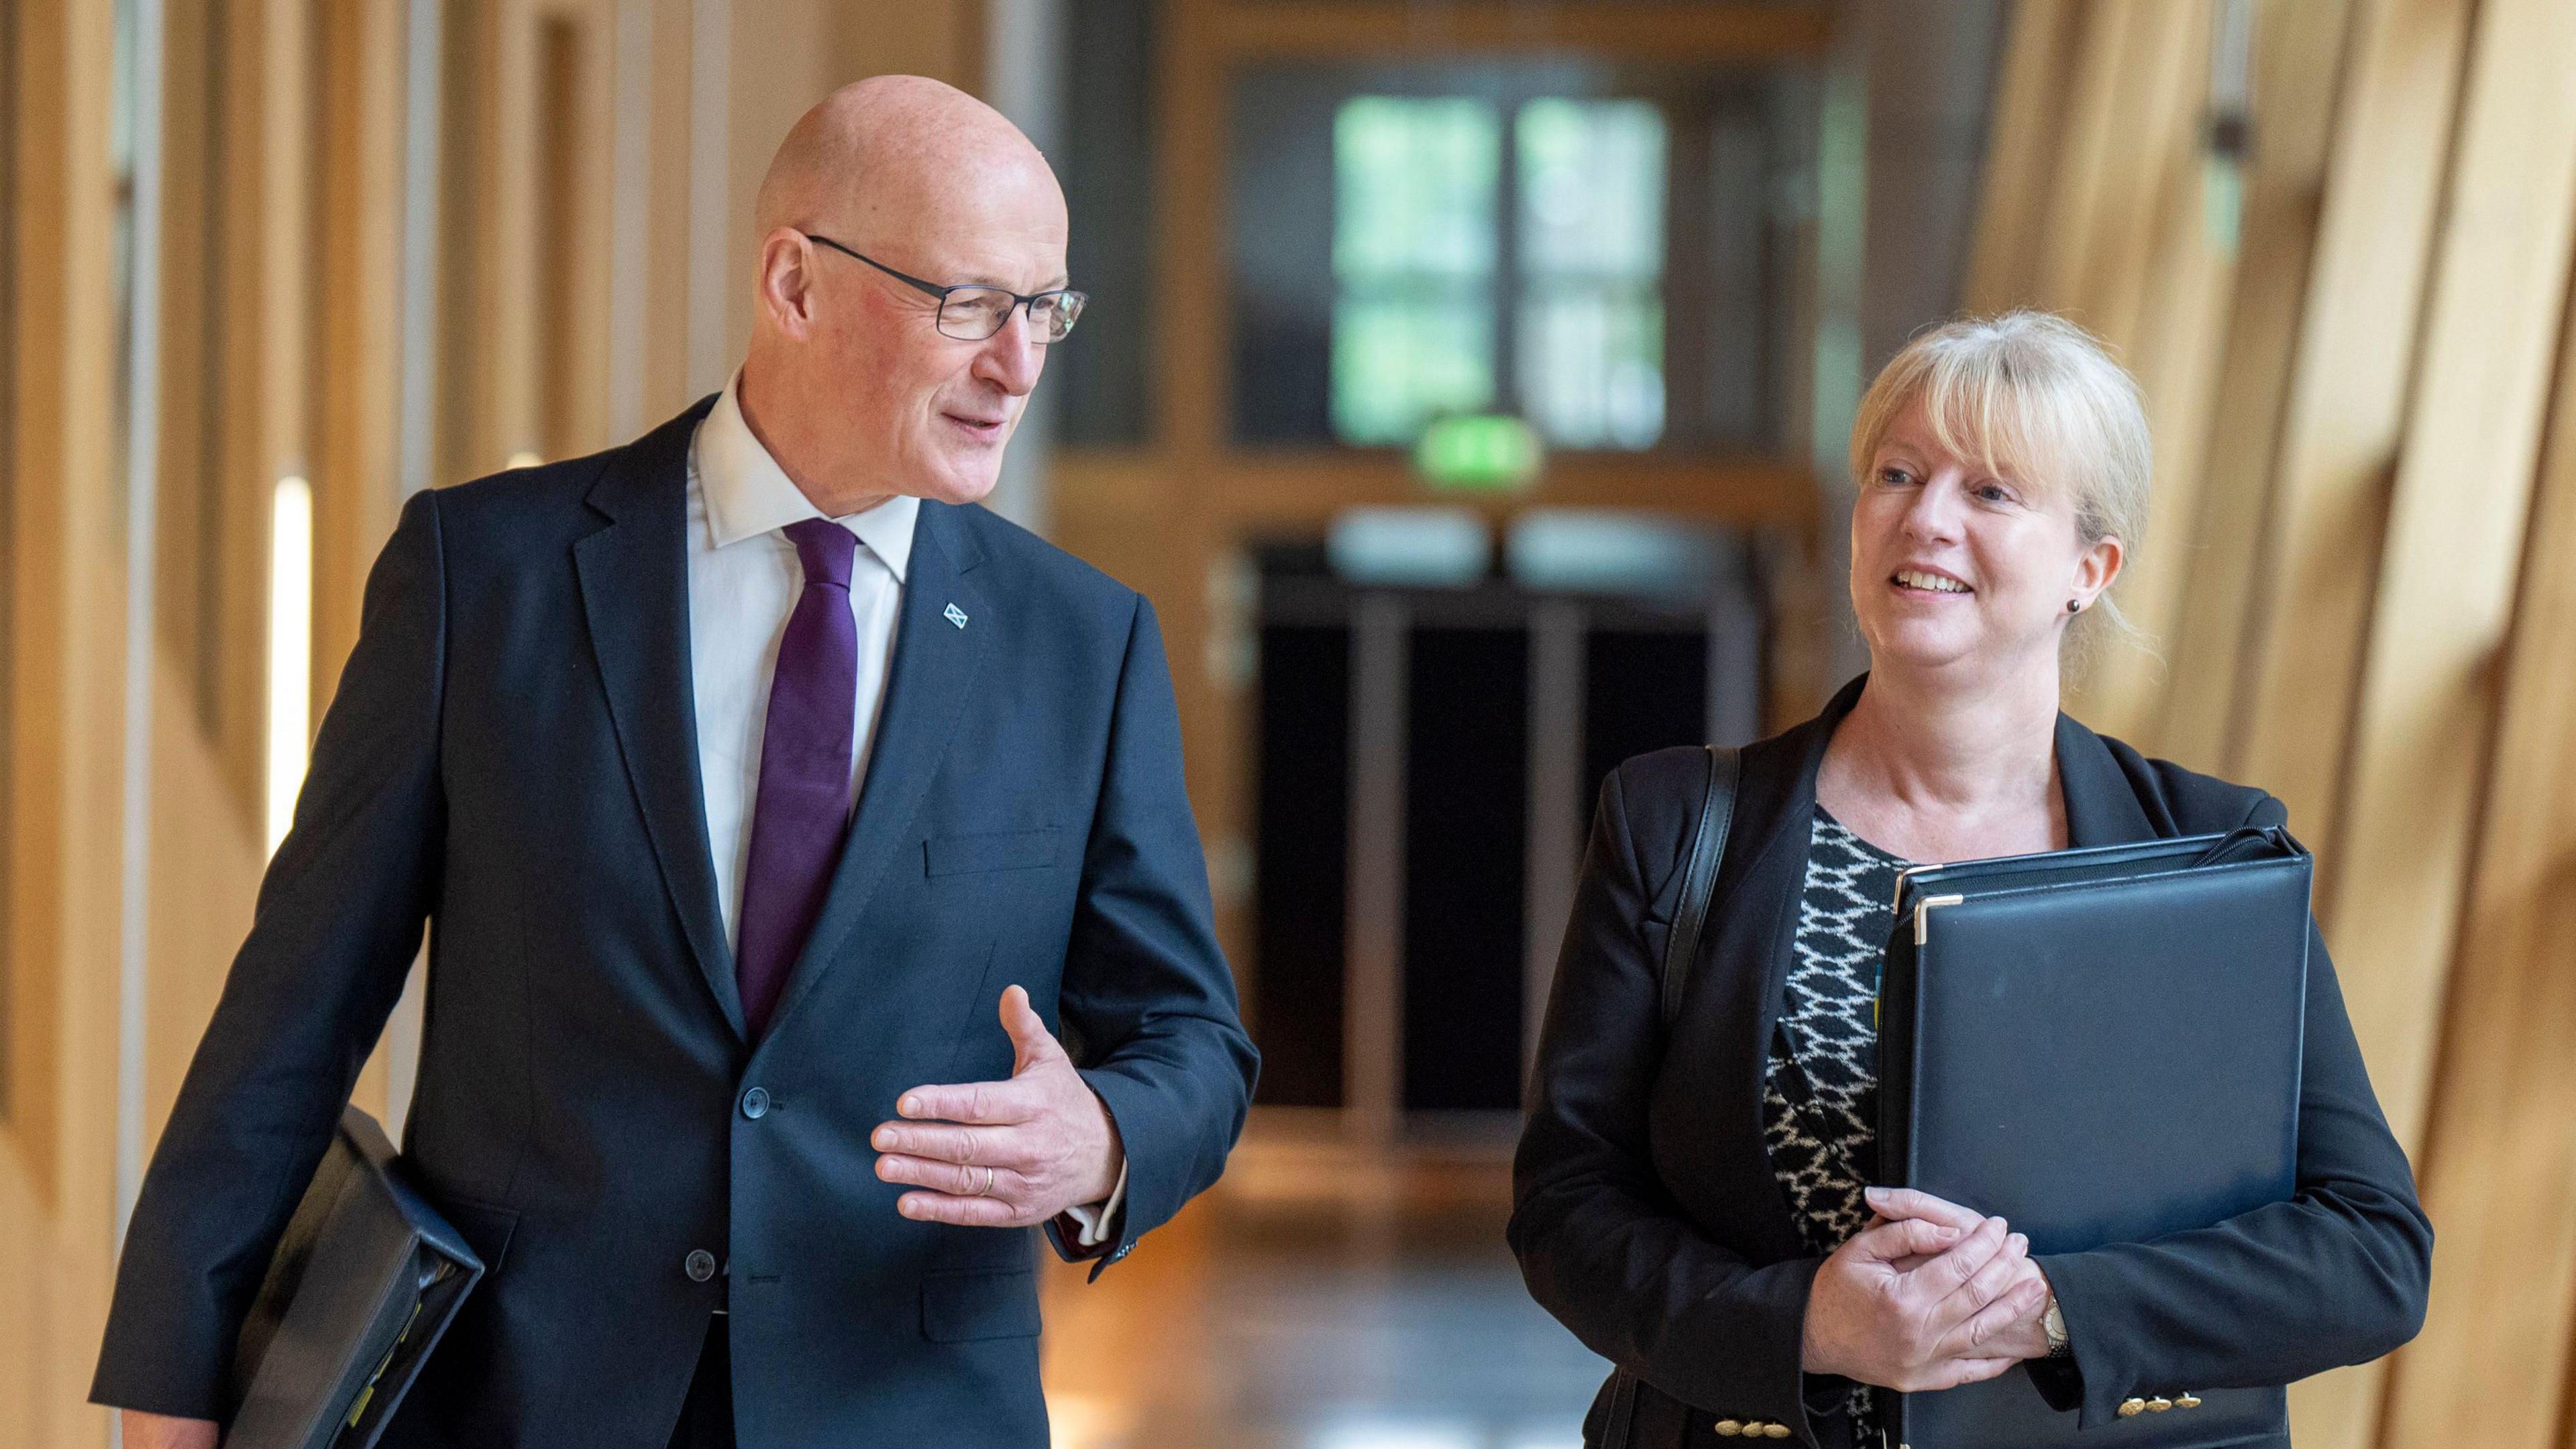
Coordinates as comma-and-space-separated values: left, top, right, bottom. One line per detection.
1874, 828, 2311, 1448
225, 1106, 485, 1449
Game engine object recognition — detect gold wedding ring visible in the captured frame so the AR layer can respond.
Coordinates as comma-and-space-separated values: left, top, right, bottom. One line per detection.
977, 1165, 996, 1196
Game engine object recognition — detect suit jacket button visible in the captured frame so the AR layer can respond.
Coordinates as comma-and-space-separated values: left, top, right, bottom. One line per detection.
2118, 1399, 2147, 1417
2177, 1394, 2202, 1409
684, 1248, 718, 1283
741, 1086, 770, 1119
1713, 1421, 1743, 1436
1761, 1426, 1790, 1439
2145, 1397, 2173, 1413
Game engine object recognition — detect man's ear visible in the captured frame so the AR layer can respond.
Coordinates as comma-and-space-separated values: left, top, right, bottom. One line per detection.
757, 229, 818, 339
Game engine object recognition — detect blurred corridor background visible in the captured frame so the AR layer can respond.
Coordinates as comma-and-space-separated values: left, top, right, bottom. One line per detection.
7, 0, 2576, 1444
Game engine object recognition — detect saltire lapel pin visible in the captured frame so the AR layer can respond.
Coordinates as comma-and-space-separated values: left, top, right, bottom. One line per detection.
944, 602, 969, 629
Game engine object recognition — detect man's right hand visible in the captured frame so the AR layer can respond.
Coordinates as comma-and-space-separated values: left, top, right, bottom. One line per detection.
1799, 1210, 2050, 1391
121, 1409, 219, 1449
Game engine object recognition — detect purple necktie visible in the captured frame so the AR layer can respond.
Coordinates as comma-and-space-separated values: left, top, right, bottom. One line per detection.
735, 519, 859, 1039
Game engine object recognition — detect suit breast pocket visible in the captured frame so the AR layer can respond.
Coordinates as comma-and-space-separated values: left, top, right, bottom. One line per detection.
924, 826, 1069, 877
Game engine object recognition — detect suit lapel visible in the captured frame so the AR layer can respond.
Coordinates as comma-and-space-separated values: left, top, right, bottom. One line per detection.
2055, 711, 2161, 846
759, 501, 993, 1042
572, 398, 746, 1041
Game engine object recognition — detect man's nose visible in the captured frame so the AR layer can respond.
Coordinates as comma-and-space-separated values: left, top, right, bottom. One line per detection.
973, 309, 1048, 396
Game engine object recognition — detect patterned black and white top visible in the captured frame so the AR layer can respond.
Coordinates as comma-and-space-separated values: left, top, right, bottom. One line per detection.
1762, 805, 1915, 1436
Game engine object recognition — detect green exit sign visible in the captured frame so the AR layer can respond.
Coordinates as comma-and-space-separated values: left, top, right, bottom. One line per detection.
1415, 415, 1544, 492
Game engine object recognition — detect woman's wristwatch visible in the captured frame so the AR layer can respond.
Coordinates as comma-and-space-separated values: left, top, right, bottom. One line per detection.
2043, 1294, 2072, 1358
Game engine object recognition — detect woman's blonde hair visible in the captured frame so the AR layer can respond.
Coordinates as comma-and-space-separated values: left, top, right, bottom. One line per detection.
1847, 311, 2153, 664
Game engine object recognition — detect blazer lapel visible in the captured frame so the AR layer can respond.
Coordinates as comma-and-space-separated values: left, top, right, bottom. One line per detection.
2054, 711, 2162, 847
758, 501, 992, 1042
572, 398, 746, 1041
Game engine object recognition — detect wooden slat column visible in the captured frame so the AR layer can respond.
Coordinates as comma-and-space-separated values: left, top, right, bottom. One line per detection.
2155, 0, 2360, 773
2378, 254, 2576, 1449
2301, 1, 2576, 1444
2226, 0, 2476, 866
1963, 0, 2085, 313
1, 0, 138, 1438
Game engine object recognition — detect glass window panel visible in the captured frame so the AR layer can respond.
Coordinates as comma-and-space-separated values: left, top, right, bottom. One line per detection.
1333, 97, 1499, 282
1517, 291, 1664, 449
1516, 100, 1667, 449
1230, 62, 1811, 452
1518, 98, 1666, 280
1328, 97, 1500, 445
1333, 297, 1495, 445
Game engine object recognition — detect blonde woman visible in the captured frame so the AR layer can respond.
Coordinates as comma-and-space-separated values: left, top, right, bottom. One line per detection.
1511, 312, 2430, 1449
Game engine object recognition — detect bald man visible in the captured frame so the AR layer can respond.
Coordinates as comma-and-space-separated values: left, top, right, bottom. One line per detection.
95, 77, 1256, 1449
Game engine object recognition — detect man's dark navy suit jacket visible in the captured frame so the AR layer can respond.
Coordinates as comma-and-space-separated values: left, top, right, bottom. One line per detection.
91, 399, 1260, 1448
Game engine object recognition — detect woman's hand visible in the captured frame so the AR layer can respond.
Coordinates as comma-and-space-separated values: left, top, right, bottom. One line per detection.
1865, 1186, 2058, 1360
120, 1411, 218, 1449
1801, 1209, 2052, 1391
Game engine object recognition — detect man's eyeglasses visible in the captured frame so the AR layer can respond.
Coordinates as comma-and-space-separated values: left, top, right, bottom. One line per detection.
801, 232, 1086, 343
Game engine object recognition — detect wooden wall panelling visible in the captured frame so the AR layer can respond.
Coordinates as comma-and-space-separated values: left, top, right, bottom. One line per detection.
2376, 246, 2576, 1449
1, 0, 134, 1439
486, 0, 542, 466
315, 0, 409, 1124
641, 0, 698, 427
1963, 0, 2084, 313
723, 0, 835, 380
186, 0, 302, 825
2225, 0, 2474, 868
1150, 0, 1234, 973
313, 0, 407, 692
2037, 3, 2202, 355
0, 0, 18, 1142
2155, 0, 2360, 773
1205, 1, 1830, 61
153, 0, 221, 753
436, 0, 503, 483
532, 0, 616, 462
2302, 1, 2576, 1445
143, 0, 323, 1142
2322, 0, 2576, 1153
2065, 3, 2236, 749
832, 0, 984, 94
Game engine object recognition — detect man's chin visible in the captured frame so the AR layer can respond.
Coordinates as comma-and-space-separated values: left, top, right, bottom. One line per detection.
916, 468, 1002, 507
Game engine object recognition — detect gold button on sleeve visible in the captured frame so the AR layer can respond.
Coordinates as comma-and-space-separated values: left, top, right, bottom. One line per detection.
2146, 1397, 2173, 1413
1714, 1421, 1742, 1437
2178, 1393, 2202, 1409
1762, 1424, 1792, 1439
2118, 1398, 2147, 1417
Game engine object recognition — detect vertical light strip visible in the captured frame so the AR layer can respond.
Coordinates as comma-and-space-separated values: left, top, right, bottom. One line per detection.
982, 0, 1069, 534
686, 0, 729, 397
1344, 596, 1409, 1143
385, 0, 444, 1144
1811, 32, 1871, 685
1522, 602, 1586, 1078
265, 476, 313, 853
606, 0, 651, 440
396, 0, 441, 502
114, 0, 169, 1256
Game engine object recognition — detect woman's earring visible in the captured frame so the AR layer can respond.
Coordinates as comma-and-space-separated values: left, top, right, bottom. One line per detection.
2068, 598, 2082, 614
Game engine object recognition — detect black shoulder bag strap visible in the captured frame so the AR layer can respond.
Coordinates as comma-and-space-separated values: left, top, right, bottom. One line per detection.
1606, 743, 1743, 1448
1658, 744, 1741, 1033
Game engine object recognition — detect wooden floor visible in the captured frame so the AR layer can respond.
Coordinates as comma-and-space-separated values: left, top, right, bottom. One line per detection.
1040, 1116, 1609, 1449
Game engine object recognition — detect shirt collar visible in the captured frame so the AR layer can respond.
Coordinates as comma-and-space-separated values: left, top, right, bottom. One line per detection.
694, 371, 920, 584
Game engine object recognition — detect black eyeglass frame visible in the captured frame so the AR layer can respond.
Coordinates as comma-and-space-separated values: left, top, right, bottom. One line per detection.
800, 231, 1086, 343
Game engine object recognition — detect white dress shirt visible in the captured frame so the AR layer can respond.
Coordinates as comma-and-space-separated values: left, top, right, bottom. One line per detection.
685, 374, 1122, 1243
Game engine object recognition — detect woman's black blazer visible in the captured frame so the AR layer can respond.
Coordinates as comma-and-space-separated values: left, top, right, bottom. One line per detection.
1509, 676, 2432, 1449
